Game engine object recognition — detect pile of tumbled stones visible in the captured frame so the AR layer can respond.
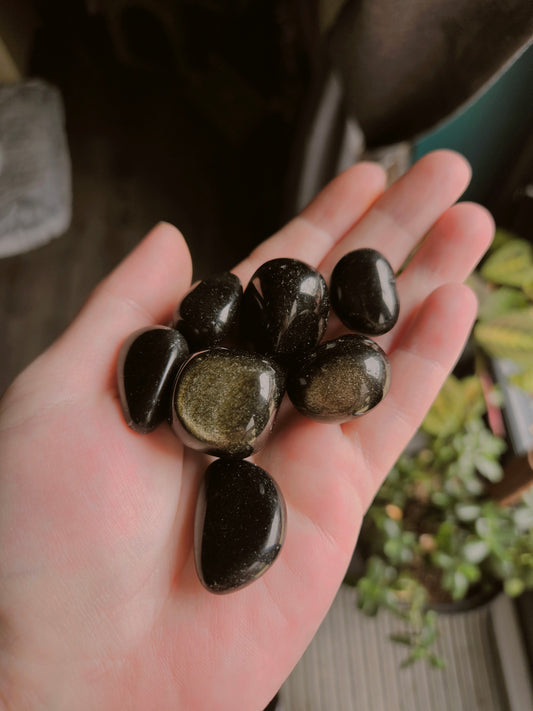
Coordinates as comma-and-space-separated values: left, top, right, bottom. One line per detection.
117, 249, 399, 594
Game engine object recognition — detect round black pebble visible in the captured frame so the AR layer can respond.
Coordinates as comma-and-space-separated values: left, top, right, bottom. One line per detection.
330, 248, 399, 335
174, 271, 242, 350
194, 459, 286, 594
286, 334, 391, 423
240, 258, 329, 360
171, 348, 285, 458
117, 326, 189, 433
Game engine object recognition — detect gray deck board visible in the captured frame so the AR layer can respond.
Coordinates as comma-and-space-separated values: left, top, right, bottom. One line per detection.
282, 585, 512, 711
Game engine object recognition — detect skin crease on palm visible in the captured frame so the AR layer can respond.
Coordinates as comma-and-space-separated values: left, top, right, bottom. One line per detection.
0, 150, 495, 710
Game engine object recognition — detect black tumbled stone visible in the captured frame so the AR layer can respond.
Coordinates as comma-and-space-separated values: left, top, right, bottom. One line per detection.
330, 248, 399, 335
286, 334, 391, 423
174, 271, 242, 350
117, 326, 189, 433
171, 348, 285, 458
195, 459, 286, 594
240, 258, 329, 359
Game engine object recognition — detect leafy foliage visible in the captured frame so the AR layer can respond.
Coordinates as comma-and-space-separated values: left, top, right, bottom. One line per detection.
470, 229, 533, 391
352, 374, 533, 668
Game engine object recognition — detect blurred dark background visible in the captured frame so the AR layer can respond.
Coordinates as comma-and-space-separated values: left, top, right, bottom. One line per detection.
0, 0, 532, 395
28, 0, 315, 270
0, 0, 316, 392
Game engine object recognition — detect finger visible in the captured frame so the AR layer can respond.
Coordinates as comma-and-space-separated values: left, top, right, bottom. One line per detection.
319, 150, 472, 279
54, 222, 193, 387
342, 283, 478, 509
87, 222, 193, 327
379, 202, 494, 350
326, 202, 494, 345
232, 161, 386, 284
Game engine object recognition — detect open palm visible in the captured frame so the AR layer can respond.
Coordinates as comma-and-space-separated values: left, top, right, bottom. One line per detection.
0, 151, 493, 710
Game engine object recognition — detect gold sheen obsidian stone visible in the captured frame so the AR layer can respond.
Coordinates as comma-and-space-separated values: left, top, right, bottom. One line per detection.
117, 326, 189, 433
171, 348, 285, 458
286, 334, 391, 423
240, 258, 329, 360
330, 248, 399, 335
174, 271, 242, 350
195, 459, 286, 594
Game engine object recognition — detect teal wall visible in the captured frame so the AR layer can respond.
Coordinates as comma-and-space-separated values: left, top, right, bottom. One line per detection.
413, 42, 533, 203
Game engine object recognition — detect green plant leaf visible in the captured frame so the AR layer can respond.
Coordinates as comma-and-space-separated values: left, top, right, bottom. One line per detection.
455, 503, 481, 522
474, 455, 503, 482
474, 307, 533, 364
451, 570, 469, 599
509, 366, 533, 394
432, 551, 454, 570
504, 578, 526, 597
421, 375, 485, 437
429, 654, 446, 669
477, 286, 530, 321
490, 228, 516, 251
480, 238, 533, 288
514, 506, 533, 531
458, 561, 482, 583
389, 633, 413, 646
421, 375, 465, 436
462, 540, 489, 564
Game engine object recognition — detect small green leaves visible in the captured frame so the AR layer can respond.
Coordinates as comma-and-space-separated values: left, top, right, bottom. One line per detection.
455, 503, 481, 521
462, 540, 489, 564
354, 365, 531, 671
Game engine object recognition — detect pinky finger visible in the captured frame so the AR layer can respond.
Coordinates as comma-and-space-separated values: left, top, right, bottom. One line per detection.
343, 283, 478, 507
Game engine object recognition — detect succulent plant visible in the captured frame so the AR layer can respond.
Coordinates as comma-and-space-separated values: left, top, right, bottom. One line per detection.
350, 374, 533, 668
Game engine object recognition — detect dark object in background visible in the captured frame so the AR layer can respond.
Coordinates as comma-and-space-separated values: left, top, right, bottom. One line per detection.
327, 0, 533, 147
194, 458, 286, 594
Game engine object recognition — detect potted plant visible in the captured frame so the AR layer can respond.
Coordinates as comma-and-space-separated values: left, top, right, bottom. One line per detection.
348, 372, 533, 668
346, 227, 533, 668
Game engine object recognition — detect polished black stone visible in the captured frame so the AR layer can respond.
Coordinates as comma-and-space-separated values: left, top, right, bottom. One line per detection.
240, 258, 329, 359
117, 326, 189, 433
174, 271, 242, 351
330, 248, 399, 335
171, 348, 285, 458
286, 334, 391, 423
195, 459, 286, 594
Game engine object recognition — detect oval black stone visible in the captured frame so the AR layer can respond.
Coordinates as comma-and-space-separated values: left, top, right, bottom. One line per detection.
330, 248, 399, 335
174, 271, 242, 350
240, 258, 329, 359
195, 459, 286, 594
117, 326, 189, 433
171, 348, 285, 458
286, 334, 391, 423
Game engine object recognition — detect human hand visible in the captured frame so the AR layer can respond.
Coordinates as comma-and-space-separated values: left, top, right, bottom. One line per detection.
0, 151, 493, 710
